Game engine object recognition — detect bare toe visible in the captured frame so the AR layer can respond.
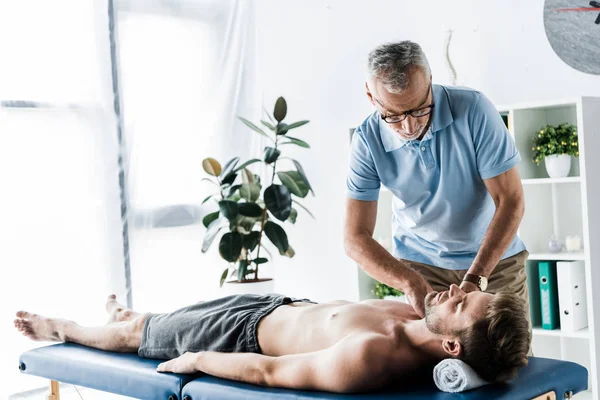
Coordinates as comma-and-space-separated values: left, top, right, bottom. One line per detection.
105, 294, 120, 314
13, 312, 61, 342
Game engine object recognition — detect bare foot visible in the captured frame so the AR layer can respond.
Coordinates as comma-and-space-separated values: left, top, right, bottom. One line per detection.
14, 311, 62, 342
105, 294, 138, 324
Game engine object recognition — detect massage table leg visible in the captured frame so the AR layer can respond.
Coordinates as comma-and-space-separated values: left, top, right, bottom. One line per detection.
46, 380, 60, 400
532, 390, 575, 400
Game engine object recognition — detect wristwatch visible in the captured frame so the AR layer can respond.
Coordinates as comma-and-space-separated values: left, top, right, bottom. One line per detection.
463, 273, 488, 291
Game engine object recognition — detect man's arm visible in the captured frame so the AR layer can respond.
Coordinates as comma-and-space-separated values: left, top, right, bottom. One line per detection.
157, 334, 392, 393
344, 198, 432, 317
461, 166, 525, 291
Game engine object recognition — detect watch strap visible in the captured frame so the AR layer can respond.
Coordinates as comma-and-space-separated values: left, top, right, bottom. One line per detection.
463, 273, 483, 290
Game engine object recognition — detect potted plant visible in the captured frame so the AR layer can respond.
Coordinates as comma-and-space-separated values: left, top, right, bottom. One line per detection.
373, 282, 406, 302
200, 97, 315, 295
532, 123, 579, 178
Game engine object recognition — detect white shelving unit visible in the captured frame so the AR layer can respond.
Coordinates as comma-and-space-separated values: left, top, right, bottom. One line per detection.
499, 97, 600, 399
355, 96, 600, 399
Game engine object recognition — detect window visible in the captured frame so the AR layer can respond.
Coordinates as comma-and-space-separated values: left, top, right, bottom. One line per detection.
0, 1, 125, 396
115, 1, 261, 312
2, 1, 259, 396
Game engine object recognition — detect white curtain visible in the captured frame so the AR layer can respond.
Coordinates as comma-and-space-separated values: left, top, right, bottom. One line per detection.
1, 0, 261, 397
115, 0, 262, 313
0, 1, 126, 397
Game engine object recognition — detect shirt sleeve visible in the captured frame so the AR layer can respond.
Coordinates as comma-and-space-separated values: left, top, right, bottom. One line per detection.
469, 93, 521, 180
346, 125, 381, 201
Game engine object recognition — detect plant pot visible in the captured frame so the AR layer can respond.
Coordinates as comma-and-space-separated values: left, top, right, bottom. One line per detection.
220, 278, 274, 297
544, 154, 571, 178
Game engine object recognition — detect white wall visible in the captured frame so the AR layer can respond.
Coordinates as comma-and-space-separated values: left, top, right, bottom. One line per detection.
254, 0, 600, 302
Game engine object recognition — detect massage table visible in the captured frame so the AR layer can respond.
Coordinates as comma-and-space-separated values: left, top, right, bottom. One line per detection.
20, 343, 588, 400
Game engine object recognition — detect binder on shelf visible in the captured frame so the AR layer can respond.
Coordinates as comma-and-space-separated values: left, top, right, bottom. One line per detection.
539, 261, 560, 330
557, 261, 588, 332
525, 260, 542, 327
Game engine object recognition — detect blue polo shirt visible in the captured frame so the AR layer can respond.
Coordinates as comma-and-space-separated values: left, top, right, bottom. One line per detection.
347, 84, 526, 270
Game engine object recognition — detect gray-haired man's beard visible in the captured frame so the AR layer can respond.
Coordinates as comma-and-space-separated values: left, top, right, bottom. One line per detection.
395, 124, 426, 140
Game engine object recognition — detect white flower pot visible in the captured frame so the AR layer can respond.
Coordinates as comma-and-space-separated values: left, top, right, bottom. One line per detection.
544, 154, 571, 178
220, 278, 274, 297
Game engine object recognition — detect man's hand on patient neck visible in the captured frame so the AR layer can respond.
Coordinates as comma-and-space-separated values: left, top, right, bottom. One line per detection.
459, 280, 479, 293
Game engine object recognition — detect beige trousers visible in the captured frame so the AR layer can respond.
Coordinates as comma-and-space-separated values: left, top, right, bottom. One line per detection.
404, 250, 532, 354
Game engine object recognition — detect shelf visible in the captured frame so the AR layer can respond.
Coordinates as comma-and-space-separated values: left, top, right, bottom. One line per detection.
528, 252, 585, 261
533, 327, 589, 339
522, 177, 581, 185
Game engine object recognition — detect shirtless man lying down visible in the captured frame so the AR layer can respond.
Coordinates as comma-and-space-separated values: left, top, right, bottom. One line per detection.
14, 284, 530, 394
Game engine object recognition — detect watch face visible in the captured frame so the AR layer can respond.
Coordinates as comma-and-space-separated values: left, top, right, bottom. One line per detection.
479, 277, 488, 291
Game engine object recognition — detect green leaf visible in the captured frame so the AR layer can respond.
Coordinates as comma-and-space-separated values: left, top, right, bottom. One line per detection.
237, 259, 249, 281
261, 120, 276, 131
276, 122, 288, 136
274, 97, 287, 122
221, 172, 238, 186
201, 194, 214, 204
220, 268, 229, 287
202, 158, 222, 176
238, 117, 273, 142
280, 136, 310, 148
236, 215, 258, 234
264, 184, 292, 221
286, 120, 309, 130
291, 159, 314, 195
238, 202, 263, 218
277, 171, 309, 198
254, 257, 269, 265
243, 231, 261, 252
264, 147, 281, 164
226, 184, 241, 199
293, 199, 315, 219
202, 217, 228, 252
240, 182, 261, 202
280, 245, 295, 258
218, 200, 239, 222
201, 178, 218, 186
264, 221, 289, 253
219, 232, 243, 262
287, 208, 297, 224
242, 168, 255, 184
202, 211, 220, 228
233, 159, 261, 173
220, 157, 240, 178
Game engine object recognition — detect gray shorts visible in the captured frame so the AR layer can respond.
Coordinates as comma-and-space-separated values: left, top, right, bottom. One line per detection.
138, 293, 315, 360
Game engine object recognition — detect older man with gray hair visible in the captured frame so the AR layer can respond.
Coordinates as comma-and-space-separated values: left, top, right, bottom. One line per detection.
344, 41, 530, 333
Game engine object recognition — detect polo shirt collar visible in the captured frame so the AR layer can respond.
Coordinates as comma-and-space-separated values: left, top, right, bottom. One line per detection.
380, 84, 454, 153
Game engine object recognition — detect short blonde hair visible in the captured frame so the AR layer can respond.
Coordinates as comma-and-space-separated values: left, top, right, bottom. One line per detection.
459, 292, 530, 383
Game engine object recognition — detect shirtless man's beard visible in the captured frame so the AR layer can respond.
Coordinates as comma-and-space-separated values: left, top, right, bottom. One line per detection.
424, 291, 451, 336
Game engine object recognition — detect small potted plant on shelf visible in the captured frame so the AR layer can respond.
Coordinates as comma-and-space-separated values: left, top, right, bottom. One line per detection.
373, 282, 406, 302
200, 97, 315, 295
532, 122, 579, 178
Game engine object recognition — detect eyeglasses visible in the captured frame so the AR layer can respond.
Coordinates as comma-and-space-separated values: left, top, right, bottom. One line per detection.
380, 85, 434, 124
381, 104, 435, 123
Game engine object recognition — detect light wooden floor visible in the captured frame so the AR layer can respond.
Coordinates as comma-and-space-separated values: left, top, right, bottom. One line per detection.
9, 383, 136, 400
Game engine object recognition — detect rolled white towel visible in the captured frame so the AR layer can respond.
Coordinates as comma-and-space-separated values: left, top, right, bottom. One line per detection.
433, 358, 489, 393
